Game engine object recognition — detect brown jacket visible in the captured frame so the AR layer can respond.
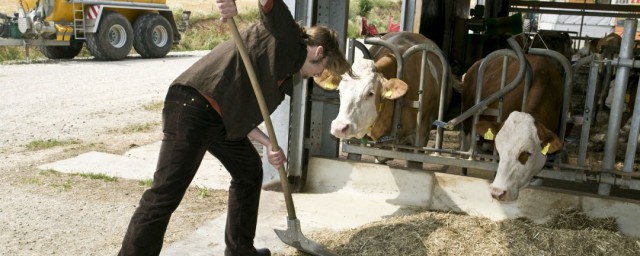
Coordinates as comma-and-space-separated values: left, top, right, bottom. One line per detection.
171, 0, 307, 140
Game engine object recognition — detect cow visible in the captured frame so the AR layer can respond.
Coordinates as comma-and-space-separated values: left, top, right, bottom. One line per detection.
314, 32, 457, 149
483, 30, 575, 62
596, 32, 622, 57
574, 32, 622, 60
529, 30, 575, 61
460, 53, 565, 201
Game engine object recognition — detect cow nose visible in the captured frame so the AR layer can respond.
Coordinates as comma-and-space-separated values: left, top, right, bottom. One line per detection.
490, 187, 507, 201
330, 122, 350, 138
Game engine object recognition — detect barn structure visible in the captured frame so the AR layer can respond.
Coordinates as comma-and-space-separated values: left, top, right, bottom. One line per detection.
262, 0, 640, 238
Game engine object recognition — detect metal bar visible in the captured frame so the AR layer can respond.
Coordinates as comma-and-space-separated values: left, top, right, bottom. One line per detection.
510, 8, 640, 19
289, 76, 308, 180
442, 37, 527, 131
498, 56, 508, 122
364, 37, 405, 81
348, 38, 372, 62
578, 62, 600, 167
601, 19, 637, 196
624, 77, 640, 173
511, 0, 640, 12
0, 38, 69, 46
347, 38, 355, 64
611, 58, 640, 69
572, 54, 595, 168
80, 0, 170, 11
403, 43, 449, 150
415, 51, 427, 148
537, 169, 640, 190
522, 60, 532, 112
528, 48, 573, 145
343, 143, 497, 171
400, 0, 416, 32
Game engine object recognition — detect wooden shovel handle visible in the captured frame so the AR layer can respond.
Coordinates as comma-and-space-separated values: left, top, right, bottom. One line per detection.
226, 18, 298, 220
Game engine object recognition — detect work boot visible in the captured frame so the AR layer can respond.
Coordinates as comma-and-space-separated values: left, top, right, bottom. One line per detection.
224, 247, 271, 256
256, 248, 271, 256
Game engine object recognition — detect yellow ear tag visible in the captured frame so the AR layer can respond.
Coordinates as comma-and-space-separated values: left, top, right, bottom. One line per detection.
541, 143, 550, 155
323, 80, 336, 90
384, 89, 393, 98
483, 128, 494, 140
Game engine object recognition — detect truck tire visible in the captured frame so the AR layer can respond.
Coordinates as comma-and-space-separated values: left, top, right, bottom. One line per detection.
86, 11, 133, 61
39, 37, 83, 59
133, 14, 173, 58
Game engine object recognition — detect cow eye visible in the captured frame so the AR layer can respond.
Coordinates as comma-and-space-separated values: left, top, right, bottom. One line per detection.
517, 151, 531, 165
366, 91, 375, 98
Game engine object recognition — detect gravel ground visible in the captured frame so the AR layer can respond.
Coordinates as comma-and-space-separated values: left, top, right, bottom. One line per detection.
0, 52, 234, 255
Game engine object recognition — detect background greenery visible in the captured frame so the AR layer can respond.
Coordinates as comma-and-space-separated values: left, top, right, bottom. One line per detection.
0, 0, 401, 62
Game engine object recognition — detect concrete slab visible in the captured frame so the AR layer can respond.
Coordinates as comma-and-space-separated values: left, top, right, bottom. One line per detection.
39, 142, 232, 190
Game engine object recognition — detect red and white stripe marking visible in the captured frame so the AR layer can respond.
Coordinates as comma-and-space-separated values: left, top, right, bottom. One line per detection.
86, 5, 102, 20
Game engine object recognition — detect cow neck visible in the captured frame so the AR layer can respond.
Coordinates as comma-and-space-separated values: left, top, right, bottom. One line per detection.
367, 92, 393, 142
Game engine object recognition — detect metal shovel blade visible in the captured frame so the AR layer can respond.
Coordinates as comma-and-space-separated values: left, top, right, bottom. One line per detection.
274, 218, 338, 256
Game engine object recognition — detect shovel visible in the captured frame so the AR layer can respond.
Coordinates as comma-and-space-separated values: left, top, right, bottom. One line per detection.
226, 18, 338, 256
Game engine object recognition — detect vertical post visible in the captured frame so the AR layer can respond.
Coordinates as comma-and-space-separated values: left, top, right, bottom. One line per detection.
600, 18, 637, 196
23, 41, 30, 62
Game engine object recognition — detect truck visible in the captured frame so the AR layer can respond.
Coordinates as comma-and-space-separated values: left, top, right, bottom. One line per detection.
0, 0, 181, 60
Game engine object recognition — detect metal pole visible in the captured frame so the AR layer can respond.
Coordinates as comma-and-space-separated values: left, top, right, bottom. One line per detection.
600, 18, 637, 195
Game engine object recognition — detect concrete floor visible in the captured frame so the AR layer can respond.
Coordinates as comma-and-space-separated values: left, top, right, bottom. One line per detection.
39, 141, 640, 255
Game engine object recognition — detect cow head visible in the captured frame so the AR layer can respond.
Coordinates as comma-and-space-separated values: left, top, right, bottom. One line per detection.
316, 59, 408, 140
475, 111, 562, 201
531, 31, 574, 60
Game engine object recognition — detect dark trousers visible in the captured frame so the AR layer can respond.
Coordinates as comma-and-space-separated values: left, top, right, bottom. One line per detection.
119, 85, 264, 256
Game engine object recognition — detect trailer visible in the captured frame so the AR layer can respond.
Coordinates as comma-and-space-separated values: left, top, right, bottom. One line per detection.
0, 0, 181, 60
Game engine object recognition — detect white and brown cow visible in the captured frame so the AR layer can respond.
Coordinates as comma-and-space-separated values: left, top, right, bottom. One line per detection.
574, 32, 622, 60
461, 54, 565, 201
315, 32, 456, 147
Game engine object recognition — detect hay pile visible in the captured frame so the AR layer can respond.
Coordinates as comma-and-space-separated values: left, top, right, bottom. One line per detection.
278, 209, 640, 256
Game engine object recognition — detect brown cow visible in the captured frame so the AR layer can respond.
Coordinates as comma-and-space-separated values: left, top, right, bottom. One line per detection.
574, 32, 622, 59
315, 32, 457, 147
460, 54, 564, 201
596, 32, 622, 55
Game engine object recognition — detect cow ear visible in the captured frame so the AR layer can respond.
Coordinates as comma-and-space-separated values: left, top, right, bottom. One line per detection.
313, 69, 341, 91
535, 122, 563, 155
381, 78, 408, 100
475, 121, 502, 141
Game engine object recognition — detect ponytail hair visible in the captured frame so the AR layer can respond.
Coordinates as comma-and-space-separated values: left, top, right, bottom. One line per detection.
305, 25, 354, 78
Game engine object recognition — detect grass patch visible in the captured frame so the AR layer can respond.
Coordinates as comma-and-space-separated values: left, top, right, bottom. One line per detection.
51, 180, 74, 191
109, 122, 160, 134
197, 186, 210, 199
25, 139, 81, 151
172, 7, 260, 51
138, 179, 153, 187
39, 169, 62, 176
142, 101, 164, 111
77, 173, 118, 182
21, 177, 43, 185
0, 46, 24, 62
0, 45, 93, 64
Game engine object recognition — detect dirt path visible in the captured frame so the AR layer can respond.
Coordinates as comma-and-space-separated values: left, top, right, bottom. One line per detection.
0, 52, 234, 255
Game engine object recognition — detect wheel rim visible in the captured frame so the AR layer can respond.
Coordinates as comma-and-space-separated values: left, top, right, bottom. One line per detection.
108, 24, 127, 48
152, 25, 169, 47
